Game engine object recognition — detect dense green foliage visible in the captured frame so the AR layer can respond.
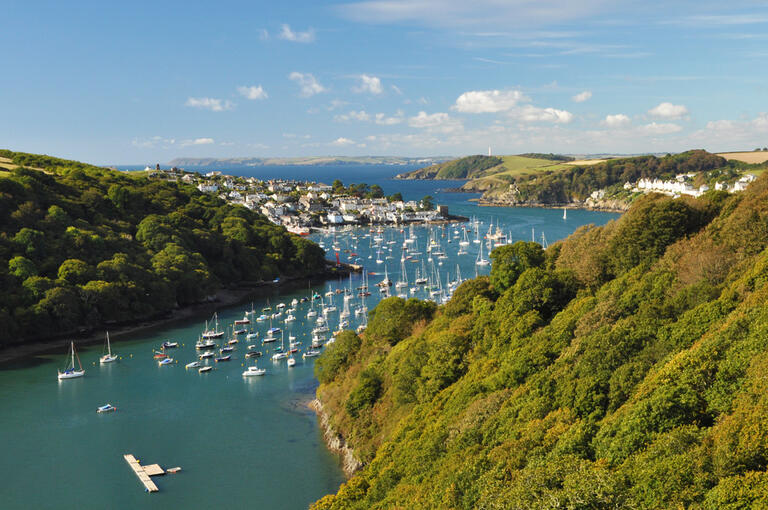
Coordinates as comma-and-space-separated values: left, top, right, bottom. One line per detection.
400, 155, 502, 180
313, 177, 768, 509
512, 150, 731, 203
0, 150, 326, 344
331, 179, 385, 199
517, 152, 575, 162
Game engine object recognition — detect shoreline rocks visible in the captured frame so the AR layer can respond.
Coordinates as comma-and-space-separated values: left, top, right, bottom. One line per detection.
309, 398, 363, 477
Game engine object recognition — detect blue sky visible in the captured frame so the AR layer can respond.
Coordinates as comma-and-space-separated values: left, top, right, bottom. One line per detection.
3, 0, 768, 164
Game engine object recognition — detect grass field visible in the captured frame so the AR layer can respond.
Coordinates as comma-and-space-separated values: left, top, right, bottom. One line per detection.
718, 152, 768, 164
459, 155, 572, 191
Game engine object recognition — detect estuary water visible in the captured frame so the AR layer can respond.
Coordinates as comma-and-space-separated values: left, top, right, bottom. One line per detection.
1, 165, 620, 509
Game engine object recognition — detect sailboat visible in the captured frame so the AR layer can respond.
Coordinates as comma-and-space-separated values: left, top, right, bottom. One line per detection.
272, 331, 288, 360
415, 259, 428, 285
58, 341, 85, 380
459, 228, 470, 247
201, 312, 224, 339
99, 332, 118, 363
395, 257, 409, 289
476, 240, 489, 266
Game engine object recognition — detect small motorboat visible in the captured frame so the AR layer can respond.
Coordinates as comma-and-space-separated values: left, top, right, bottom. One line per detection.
215, 355, 231, 362
162, 341, 179, 349
233, 328, 246, 335
199, 351, 214, 359
220, 345, 234, 353
153, 351, 168, 359
185, 361, 201, 369
199, 366, 213, 373
158, 357, 174, 365
271, 351, 288, 361
246, 332, 258, 340
302, 349, 321, 358
287, 357, 296, 367
242, 366, 266, 377
234, 316, 251, 325
97, 403, 116, 413
228, 337, 239, 345
245, 351, 262, 359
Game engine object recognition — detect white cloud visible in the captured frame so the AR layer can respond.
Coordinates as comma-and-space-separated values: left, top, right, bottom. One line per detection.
572, 90, 592, 102
391, 84, 403, 95
603, 113, 630, 127
289, 72, 327, 97
185, 97, 234, 112
453, 89, 527, 113
331, 137, 355, 146
375, 111, 404, 125
278, 24, 315, 43
753, 112, 768, 130
515, 105, 574, 123
181, 137, 215, 147
258, 29, 269, 40
131, 136, 176, 149
648, 102, 689, 120
335, 110, 371, 122
639, 122, 682, 135
334, 109, 404, 125
237, 85, 268, 100
353, 74, 384, 94
408, 111, 463, 133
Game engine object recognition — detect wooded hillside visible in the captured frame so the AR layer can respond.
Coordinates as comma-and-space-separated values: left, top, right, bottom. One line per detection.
313, 173, 768, 508
0, 150, 326, 344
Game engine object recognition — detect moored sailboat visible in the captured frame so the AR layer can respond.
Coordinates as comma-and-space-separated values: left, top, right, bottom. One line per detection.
99, 332, 118, 363
58, 341, 85, 380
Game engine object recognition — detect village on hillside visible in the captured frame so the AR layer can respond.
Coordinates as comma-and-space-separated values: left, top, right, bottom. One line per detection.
144, 166, 452, 234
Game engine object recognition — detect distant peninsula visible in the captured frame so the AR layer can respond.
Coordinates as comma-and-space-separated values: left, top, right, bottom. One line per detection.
396, 151, 768, 211
167, 155, 452, 168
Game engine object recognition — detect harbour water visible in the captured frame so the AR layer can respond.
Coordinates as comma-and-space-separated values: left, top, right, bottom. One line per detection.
0, 166, 620, 509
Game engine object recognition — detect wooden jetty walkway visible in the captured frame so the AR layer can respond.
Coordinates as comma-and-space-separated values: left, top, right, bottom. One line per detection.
124, 454, 160, 492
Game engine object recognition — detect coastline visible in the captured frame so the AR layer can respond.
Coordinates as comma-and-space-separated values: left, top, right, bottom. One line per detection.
472, 198, 630, 213
0, 262, 355, 365
309, 398, 363, 478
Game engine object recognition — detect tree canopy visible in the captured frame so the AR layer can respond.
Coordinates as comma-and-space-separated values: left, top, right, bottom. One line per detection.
0, 149, 327, 344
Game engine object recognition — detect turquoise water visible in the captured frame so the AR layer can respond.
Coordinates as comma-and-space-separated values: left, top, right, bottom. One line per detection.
1, 168, 620, 509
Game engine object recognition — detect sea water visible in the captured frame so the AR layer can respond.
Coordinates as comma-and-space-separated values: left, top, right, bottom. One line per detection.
0, 166, 619, 509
